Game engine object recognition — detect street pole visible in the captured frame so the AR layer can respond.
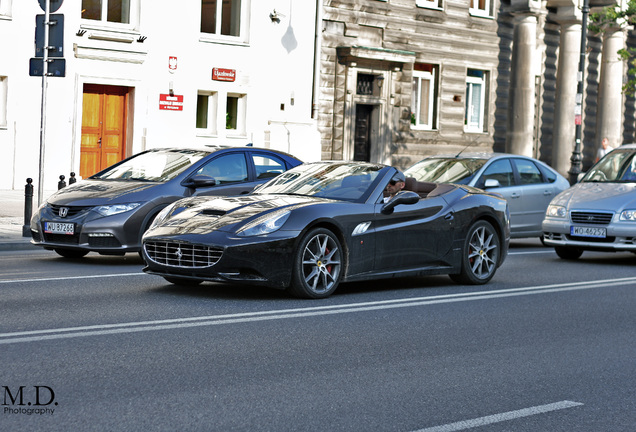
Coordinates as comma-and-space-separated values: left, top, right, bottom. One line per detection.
568, 0, 590, 185
38, 0, 50, 206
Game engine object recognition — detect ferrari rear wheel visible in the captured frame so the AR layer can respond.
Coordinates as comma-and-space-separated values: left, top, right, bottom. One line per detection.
288, 228, 343, 299
450, 220, 500, 285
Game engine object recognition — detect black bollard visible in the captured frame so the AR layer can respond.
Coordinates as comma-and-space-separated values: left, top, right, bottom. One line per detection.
23, 178, 33, 237
69, 172, 77, 185
58, 175, 66, 190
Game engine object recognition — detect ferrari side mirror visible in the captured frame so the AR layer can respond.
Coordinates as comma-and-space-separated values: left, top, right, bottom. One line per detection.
381, 191, 420, 215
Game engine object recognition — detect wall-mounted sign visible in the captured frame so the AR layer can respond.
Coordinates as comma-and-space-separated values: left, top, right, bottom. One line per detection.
212, 68, 236, 82
159, 94, 183, 111
169, 56, 177, 72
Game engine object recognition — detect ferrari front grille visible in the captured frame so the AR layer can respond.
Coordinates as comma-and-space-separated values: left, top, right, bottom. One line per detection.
144, 241, 223, 268
570, 211, 613, 225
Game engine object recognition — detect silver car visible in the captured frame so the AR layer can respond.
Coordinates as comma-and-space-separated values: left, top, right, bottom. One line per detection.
542, 144, 636, 259
405, 152, 570, 239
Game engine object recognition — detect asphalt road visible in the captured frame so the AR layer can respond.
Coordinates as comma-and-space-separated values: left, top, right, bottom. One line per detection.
0, 240, 635, 431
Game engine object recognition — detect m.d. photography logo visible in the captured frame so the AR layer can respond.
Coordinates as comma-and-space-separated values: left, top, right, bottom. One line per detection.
2, 385, 58, 416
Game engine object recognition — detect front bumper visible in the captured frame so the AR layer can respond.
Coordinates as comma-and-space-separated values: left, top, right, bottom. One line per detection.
542, 218, 636, 251
142, 230, 300, 288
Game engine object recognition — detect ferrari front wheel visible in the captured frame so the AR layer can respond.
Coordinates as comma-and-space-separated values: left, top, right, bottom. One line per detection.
288, 228, 343, 299
450, 220, 500, 285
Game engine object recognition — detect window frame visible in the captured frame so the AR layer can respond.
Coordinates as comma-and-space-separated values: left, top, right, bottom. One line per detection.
416, 0, 442, 10
464, 69, 487, 133
200, 0, 249, 44
80, 0, 140, 32
0, 76, 7, 129
411, 64, 439, 131
469, 0, 494, 18
196, 91, 219, 136
226, 93, 247, 136
0, 0, 12, 19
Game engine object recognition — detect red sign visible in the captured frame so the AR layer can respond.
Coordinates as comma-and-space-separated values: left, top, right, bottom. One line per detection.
168, 56, 178, 72
212, 68, 236, 82
159, 94, 184, 111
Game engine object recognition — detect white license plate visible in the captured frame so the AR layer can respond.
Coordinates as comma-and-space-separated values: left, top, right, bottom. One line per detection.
44, 222, 75, 235
571, 226, 606, 238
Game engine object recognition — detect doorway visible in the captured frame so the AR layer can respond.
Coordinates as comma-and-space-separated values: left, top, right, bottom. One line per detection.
80, 84, 129, 178
354, 104, 373, 161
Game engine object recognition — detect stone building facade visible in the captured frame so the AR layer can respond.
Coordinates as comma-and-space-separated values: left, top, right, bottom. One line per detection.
317, 0, 636, 176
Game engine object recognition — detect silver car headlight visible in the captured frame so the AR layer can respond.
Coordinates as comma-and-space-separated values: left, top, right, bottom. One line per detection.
94, 203, 141, 217
619, 209, 636, 221
546, 205, 566, 218
237, 211, 290, 237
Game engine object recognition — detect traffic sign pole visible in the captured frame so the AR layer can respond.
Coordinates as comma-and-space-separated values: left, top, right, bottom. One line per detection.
38, 0, 50, 206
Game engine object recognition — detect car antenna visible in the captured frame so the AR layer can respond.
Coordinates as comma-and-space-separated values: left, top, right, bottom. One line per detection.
455, 141, 473, 158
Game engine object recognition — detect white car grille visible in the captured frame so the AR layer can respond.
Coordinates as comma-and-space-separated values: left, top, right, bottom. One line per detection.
144, 241, 222, 268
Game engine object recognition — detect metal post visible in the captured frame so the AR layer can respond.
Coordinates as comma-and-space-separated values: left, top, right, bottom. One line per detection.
58, 174, 66, 189
568, 0, 590, 185
23, 178, 34, 237
37, 0, 50, 206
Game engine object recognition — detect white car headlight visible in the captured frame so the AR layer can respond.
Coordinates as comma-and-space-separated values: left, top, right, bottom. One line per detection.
94, 203, 141, 217
619, 209, 636, 221
546, 205, 566, 218
237, 211, 290, 237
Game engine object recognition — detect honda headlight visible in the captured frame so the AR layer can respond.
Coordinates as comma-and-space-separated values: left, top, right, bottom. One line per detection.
619, 209, 636, 221
94, 203, 141, 217
237, 211, 290, 237
546, 205, 566, 218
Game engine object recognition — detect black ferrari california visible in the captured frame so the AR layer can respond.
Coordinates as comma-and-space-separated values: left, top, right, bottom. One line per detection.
141, 161, 510, 298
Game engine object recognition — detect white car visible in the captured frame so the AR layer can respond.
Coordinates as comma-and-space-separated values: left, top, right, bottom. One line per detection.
542, 144, 636, 259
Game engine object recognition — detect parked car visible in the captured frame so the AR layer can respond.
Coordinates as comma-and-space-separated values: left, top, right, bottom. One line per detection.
405, 153, 569, 239
30, 146, 302, 258
141, 161, 510, 299
542, 144, 636, 259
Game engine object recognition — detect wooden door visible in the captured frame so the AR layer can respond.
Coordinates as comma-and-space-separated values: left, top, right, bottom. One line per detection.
81, 84, 128, 178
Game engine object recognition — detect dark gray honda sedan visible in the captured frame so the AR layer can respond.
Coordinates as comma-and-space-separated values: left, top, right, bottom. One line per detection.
30, 146, 302, 258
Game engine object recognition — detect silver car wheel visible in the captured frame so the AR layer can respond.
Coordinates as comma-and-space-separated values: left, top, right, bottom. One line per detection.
451, 220, 500, 285
289, 228, 342, 298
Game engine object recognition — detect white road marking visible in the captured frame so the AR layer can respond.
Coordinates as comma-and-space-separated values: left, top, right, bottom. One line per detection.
0, 277, 634, 344
0, 272, 144, 284
412, 400, 583, 432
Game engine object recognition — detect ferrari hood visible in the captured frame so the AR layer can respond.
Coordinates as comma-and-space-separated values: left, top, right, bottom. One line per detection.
46, 179, 162, 206
148, 194, 325, 236
551, 182, 636, 211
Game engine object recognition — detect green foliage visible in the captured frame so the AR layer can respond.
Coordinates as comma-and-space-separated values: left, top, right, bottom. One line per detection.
590, 0, 636, 94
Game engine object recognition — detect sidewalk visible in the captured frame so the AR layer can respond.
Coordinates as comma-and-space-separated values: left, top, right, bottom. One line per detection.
0, 189, 54, 251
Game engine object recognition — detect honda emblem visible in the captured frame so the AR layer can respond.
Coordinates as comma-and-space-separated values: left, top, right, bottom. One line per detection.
59, 207, 69, 218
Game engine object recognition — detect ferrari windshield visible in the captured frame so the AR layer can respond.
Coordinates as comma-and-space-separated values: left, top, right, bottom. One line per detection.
583, 149, 636, 183
254, 162, 384, 201
91, 149, 210, 182
405, 158, 487, 184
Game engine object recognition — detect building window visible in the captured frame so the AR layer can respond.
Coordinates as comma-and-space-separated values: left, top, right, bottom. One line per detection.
416, 0, 442, 9
0, 0, 12, 18
201, 0, 243, 37
469, 0, 494, 18
81, 0, 133, 24
196, 92, 218, 135
465, 69, 487, 132
226, 93, 246, 134
0, 76, 7, 129
411, 63, 439, 130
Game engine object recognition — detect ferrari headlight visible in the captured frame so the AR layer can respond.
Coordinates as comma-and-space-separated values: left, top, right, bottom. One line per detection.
546, 205, 566, 218
94, 203, 141, 217
619, 209, 636, 221
148, 203, 177, 231
237, 211, 290, 237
